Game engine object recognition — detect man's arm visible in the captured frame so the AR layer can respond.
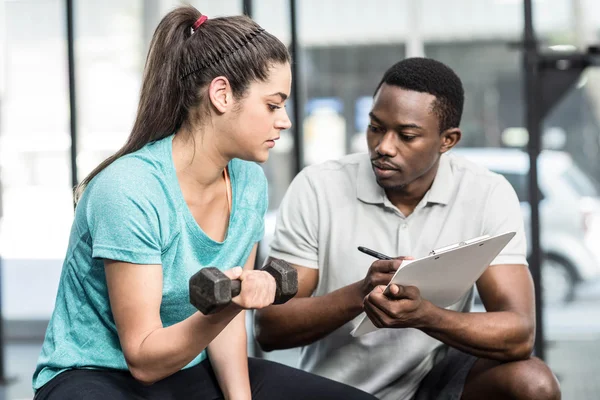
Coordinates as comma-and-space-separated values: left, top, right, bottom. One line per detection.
254, 257, 406, 351
254, 261, 363, 351
364, 263, 535, 361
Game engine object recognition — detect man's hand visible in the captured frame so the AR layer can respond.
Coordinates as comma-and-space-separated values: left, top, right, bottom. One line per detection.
357, 257, 413, 300
363, 284, 432, 329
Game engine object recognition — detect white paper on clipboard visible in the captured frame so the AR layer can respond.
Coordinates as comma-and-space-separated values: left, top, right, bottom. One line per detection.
351, 231, 516, 337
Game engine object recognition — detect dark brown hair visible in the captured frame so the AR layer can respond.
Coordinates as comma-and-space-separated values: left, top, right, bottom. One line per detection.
375, 57, 464, 133
74, 5, 290, 201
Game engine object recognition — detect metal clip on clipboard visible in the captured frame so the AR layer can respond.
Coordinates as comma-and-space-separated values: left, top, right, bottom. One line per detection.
428, 235, 490, 256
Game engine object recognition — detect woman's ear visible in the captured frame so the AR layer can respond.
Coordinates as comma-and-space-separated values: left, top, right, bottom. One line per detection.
440, 128, 461, 153
208, 76, 233, 113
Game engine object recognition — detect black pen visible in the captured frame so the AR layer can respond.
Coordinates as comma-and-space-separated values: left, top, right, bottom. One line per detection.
357, 246, 393, 260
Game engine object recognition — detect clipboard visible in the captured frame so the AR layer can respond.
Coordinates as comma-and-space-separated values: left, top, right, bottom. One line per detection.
350, 231, 516, 337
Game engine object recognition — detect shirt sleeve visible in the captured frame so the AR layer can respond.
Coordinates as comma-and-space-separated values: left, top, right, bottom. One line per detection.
268, 170, 320, 269
84, 165, 165, 265
482, 176, 529, 266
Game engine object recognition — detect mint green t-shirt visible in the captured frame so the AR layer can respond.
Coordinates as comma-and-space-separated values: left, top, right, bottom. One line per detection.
32, 135, 268, 391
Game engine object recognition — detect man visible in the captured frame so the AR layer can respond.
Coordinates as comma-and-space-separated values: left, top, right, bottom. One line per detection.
255, 58, 561, 400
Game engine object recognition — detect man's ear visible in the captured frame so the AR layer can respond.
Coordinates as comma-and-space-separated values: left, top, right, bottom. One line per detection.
440, 128, 461, 153
208, 76, 233, 113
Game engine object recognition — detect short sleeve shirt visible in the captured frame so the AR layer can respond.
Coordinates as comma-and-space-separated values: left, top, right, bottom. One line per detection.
269, 152, 527, 400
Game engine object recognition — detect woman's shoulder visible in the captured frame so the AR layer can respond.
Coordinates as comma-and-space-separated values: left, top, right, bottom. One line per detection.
95, 152, 165, 189
80, 152, 171, 216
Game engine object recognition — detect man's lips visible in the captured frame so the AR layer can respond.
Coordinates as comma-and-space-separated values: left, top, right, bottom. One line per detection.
372, 161, 400, 178
372, 162, 399, 171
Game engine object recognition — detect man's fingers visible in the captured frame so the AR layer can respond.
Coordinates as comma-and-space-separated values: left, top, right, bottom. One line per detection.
371, 284, 403, 299
373, 285, 386, 294
366, 289, 400, 320
371, 259, 405, 273
372, 273, 395, 287
368, 284, 417, 307
401, 285, 421, 300
363, 300, 386, 328
383, 284, 400, 297
388, 284, 421, 299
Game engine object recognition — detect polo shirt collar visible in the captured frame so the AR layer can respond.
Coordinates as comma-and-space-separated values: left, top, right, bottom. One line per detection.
357, 155, 387, 204
425, 154, 454, 205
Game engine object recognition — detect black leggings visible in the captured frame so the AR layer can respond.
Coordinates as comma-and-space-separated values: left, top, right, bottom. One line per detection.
34, 358, 376, 400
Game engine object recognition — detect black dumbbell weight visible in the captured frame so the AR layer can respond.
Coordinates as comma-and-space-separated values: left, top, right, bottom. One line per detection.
189, 258, 298, 314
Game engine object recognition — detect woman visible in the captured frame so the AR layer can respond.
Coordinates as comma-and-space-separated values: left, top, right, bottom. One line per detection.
32, 6, 375, 400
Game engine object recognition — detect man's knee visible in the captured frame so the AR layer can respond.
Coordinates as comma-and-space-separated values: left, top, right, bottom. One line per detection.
509, 357, 561, 400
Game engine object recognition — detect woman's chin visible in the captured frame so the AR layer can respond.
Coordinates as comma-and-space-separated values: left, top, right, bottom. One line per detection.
255, 152, 270, 163
241, 150, 269, 164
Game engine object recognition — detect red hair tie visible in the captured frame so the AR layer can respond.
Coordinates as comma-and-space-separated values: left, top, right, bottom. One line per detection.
192, 15, 208, 31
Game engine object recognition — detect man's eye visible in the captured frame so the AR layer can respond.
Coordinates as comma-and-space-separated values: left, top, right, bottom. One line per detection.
368, 124, 385, 133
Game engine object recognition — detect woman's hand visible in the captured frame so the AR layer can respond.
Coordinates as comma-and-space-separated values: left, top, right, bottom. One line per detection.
223, 267, 277, 310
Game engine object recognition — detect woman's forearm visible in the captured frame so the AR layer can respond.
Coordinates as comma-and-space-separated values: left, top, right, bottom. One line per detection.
208, 311, 252, 400
126, 305, 241, 385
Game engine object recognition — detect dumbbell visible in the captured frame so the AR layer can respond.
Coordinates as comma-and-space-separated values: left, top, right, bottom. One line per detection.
189, 258, 298, 314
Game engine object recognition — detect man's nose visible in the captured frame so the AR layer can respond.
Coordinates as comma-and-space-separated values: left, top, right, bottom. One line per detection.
376, 131, 397, 157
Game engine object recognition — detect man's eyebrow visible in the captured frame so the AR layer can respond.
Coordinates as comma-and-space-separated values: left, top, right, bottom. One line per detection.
396, 123, 423, 131
368, 112, 383, 125
268, 92, 288, 101
368, 112, 423, 131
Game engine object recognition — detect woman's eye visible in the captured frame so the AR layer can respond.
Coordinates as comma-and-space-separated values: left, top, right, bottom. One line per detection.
268, 104, 281, 111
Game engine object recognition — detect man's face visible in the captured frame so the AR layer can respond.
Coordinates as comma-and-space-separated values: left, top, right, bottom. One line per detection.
366, 84, 445, 192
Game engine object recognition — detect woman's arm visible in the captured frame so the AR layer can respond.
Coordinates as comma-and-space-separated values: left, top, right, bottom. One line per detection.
105, 245, 274, 386
207, 246, 260, 400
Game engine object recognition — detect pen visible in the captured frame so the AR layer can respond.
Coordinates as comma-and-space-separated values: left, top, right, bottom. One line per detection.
358, 246, 397, 297
357, 246, 393, 260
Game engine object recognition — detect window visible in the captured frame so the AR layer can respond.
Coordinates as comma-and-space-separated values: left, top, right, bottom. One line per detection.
495, 171, 544, 203
562, 165, 599, 198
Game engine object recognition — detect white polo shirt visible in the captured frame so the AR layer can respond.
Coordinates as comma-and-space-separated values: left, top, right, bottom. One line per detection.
268, 151, 528, 400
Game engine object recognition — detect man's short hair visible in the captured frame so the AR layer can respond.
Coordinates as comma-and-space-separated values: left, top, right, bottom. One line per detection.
374, 57, 464, 132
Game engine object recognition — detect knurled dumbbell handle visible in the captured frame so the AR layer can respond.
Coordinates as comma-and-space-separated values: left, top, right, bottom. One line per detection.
230, 280, 241, 298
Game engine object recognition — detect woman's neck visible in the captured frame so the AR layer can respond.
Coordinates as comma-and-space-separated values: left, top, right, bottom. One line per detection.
172, 127, 229, 191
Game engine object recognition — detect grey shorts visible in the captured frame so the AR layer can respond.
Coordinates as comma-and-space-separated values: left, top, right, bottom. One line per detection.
413, 346, 478, 400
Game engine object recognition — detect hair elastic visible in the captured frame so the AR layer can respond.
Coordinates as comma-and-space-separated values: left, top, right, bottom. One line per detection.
192, 15, 208, 31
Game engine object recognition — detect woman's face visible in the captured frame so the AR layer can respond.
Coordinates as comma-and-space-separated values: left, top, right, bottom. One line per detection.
221, 62, 292, 163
